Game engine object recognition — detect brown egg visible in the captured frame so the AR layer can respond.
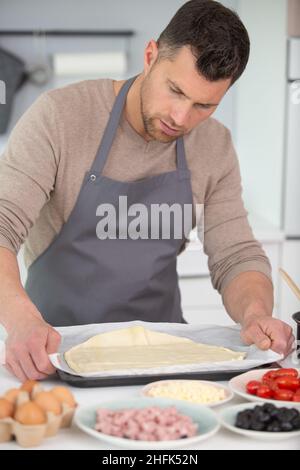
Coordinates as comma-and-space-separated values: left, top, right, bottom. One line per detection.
51, 387, 76, 408
15, 401, 46, 425
5, 388, 21, 404
0, 398, 14, 419
34, 391, 62, 416
20, 380, 38, 394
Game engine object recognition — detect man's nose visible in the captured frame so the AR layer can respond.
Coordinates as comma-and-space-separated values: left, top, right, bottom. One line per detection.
170, 103, 191, 128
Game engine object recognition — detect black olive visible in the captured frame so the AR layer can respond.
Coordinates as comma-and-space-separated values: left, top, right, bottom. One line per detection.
269, 408, 280, 418
257, 411, 271, 423
266, 420, 281, 432
290, 409, 300, 420
280, 421, 294, 432
236, 417, 251, 429
250, 421, 266, 431
277, 409, 294, 423
292, 416, 300, 430
262, 403, 276, 414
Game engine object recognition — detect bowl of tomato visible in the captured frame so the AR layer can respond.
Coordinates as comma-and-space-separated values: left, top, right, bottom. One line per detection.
229, 368, 300, 405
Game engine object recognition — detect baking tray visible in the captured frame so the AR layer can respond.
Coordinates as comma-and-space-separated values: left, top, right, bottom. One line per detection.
56, 362, 280, 388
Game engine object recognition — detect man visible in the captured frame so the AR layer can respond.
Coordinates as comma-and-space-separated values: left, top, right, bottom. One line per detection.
0, 0, 294, 382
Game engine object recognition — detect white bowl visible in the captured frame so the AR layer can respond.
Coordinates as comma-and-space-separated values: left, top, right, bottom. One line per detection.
141, 379, 233, 408
219, 402, 300, 441
74, 397, 220, 449
229, 368, 300, 406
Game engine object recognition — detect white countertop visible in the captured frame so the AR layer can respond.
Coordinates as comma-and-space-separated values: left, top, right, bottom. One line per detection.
0, 366, 298, 450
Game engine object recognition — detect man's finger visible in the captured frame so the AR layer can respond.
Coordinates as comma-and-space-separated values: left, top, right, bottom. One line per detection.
282, 334, 296, 358
5, 360, 27, 383
270, 336, 291, 355
15, 347, 48, 380
241, 325, 272, 350
46, 328, 61, 355
256, 335, 272, 350
30, 344, 56, 376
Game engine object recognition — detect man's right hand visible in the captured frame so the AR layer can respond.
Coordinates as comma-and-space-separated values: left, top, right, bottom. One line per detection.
4, 300, 61, 383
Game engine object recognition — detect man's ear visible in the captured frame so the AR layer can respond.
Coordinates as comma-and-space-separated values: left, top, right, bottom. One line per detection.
143, 39, 159, 75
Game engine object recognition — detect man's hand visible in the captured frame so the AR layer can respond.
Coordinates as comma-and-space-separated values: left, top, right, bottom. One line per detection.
240, 314, 295, 357
4, 303, 61, 383
222, 271, 295, 357
0, 248, 61, 382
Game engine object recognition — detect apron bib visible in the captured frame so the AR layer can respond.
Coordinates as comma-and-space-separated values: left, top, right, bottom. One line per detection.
25, 76, 194, 326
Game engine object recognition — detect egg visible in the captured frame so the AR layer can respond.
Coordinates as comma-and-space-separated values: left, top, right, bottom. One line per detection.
4, 388, 21, 404
0, 397, 14, 419
20, 380, 38, 394
51, 387, 76, 408
15, 401, 46, 425
34, 391, 62, 416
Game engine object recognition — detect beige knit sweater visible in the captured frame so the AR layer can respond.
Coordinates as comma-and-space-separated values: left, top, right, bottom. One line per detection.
0, 78, 272, 296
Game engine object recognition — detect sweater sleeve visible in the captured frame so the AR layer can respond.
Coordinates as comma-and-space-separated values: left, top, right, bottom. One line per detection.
203, 128, 273, 297
0, 92, 60, 254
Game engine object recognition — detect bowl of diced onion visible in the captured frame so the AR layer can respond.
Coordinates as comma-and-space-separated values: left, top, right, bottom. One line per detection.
141, 380, 233, 407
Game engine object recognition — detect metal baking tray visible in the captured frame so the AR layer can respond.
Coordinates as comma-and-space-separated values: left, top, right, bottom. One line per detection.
56, 362, 280, 388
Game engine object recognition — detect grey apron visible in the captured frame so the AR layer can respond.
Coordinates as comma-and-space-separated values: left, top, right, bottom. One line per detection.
25, 76, 194, 327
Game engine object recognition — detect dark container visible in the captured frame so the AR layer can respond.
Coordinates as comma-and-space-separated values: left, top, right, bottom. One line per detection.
292, 312, 300, 350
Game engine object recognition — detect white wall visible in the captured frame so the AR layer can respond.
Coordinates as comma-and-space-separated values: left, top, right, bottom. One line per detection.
235, 0, 287, 228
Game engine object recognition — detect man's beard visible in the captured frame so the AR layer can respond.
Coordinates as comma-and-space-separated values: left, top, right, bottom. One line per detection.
140, 80, 182, 144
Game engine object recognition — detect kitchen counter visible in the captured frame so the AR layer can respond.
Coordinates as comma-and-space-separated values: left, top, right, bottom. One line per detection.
0, 365, 298, 450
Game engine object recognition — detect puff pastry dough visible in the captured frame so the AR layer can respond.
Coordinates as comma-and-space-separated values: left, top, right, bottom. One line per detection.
64, 326, 246, 373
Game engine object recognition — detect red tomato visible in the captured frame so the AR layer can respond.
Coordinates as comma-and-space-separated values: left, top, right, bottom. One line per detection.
292, 395, 300, 402
256, 385, 273, 399
262, 368, 298, 381
275, 368, 298, 378
246, 380, 261, 395
269, 381, 280, 392
262, 377, 273, 385
262, 370, 280, 381
275, 376, 300, 391
273, 389, 294, 401
262, 377, 278, 389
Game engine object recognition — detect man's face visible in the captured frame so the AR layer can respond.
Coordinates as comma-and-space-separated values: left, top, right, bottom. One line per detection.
140, 44, 232, 143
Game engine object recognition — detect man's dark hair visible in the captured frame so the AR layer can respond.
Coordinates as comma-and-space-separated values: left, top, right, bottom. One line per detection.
157, 0, 250, 86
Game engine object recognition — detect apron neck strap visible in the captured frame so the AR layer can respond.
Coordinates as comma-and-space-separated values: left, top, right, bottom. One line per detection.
176, 137, 188, 171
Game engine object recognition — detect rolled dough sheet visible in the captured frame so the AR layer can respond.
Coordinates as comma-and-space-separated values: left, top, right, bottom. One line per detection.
64, 326, 246, 374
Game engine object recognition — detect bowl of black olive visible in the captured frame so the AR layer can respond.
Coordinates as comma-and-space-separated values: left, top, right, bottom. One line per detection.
219, 402, 300, 440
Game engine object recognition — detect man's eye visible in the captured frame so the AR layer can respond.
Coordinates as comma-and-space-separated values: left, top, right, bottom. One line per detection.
170, 87, 181, 95
196, 104, 211, 110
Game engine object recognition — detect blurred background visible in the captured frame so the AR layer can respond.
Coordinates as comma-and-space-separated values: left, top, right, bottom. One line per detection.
0, 0, 299, 329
